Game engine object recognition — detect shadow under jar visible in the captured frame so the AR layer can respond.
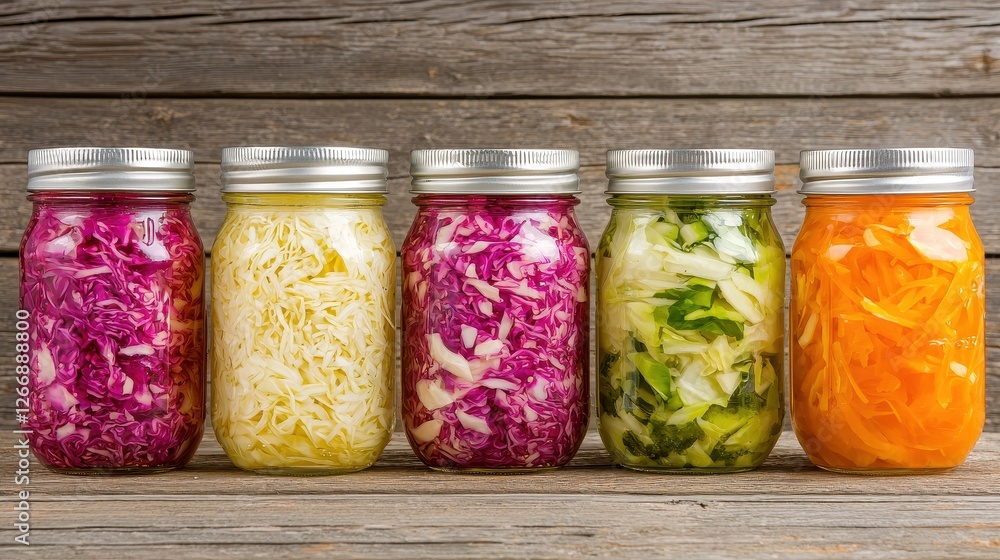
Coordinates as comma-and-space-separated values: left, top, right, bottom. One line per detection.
19, 148, 206, 474
597, 149, 786, 473
211, 147, 396, 475
791, 148, 985, 475
401, 149, 590, 472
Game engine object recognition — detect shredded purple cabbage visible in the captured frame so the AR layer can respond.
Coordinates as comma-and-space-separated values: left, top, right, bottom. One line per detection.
402, 196, 590, 469
20, 193, 206, 471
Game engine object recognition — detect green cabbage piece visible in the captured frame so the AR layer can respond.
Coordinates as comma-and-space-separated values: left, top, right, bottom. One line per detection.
597, 199, 785, 471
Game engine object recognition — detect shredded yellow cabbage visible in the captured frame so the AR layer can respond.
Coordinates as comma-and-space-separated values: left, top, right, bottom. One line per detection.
211, 194, 395, 473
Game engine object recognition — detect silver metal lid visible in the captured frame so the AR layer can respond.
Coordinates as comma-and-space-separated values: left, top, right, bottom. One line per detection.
220, 146, 389, 194
605, 149, 775, 194
409, 149, 580, 194
799, 148, 974, 194
27, 147, 195, 192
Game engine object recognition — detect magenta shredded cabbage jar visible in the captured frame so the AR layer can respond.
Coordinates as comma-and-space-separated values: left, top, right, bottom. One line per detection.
19, 148, 206, 474
401, 149, 590, 472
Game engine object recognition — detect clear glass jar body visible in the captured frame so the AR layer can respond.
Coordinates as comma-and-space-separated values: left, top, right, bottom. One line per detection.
596, 195, 785, 473
19, 192, 206, 474
401, 195, 590, 471
790, 194, 985, 474
210, 193, 396, 475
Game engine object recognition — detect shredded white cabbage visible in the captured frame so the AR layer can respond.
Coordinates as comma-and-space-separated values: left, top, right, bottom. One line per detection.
211, 197, 395, 473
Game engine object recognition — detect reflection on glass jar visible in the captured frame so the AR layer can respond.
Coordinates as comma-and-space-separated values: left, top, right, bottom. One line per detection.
402, 149, 590, 472
20, 148, 206, 474
211, 147, 395, 475
596, 150, 785, 473
791, 148, 985, 474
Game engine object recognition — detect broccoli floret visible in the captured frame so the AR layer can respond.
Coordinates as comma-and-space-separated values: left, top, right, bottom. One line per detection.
710, 445, 751, 465
622, 431, 648, 457
648, 420, 705, 458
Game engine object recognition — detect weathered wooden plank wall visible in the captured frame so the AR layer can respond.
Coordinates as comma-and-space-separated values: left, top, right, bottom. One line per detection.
0, 0, 998, 430
1, 1, 998, 96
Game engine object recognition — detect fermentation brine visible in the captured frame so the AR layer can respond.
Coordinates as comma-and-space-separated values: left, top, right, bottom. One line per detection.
597, 150, 785, 473
402, 149, 590, 471
20, 148, 206, 474
211, 147, 395, 475
791, 148, 985, 473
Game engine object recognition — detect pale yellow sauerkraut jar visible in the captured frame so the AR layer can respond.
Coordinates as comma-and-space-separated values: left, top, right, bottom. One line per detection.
211, 147, 395, 475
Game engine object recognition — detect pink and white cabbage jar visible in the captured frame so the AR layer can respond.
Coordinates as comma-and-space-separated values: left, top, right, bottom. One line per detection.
401, 149, 590, 472
19, 148, 206, 474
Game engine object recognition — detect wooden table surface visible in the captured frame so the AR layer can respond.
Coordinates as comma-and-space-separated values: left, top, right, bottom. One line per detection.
2, 431, 998, 559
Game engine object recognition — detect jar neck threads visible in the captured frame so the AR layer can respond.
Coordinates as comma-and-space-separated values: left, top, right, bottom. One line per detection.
411, 194, 580, 209
606, 194, 776, 209
221, 192, 388, 208
801, 193, 974, 209
28, 191, 195, 205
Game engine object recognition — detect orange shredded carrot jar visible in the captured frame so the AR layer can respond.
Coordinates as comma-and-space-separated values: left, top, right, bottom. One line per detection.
790, 148, 985, 474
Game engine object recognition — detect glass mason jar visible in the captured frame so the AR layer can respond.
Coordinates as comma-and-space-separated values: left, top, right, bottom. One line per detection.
19, 148, 206, 474
401, 149, 590, 472
791, 148, 985, 474
211, 147, 396, 475
597, 149, 786, 473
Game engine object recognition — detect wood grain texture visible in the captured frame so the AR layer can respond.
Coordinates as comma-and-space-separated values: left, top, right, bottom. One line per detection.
0, 97, 999, 252
0, 432, 997, 559
4, 1, 1000, 556
0, 1, 999, 97
3, 96, 998, 166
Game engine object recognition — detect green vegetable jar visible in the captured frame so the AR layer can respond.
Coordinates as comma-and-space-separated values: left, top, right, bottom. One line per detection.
596, 149, 785, 473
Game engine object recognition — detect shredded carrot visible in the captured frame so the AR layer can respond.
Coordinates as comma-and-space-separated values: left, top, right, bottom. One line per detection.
790, 195, 985, 470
